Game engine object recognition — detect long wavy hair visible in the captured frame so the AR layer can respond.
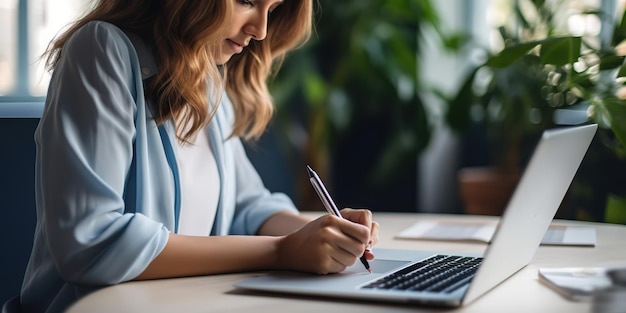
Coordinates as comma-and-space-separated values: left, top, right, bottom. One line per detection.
44, 0, 313, 142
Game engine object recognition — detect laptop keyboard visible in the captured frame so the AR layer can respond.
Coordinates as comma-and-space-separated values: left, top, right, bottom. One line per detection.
361, 255, 483, 293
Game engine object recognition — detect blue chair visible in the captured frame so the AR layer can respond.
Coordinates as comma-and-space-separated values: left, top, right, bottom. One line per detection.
1, 296, 20, 313
0, 102, 43, 312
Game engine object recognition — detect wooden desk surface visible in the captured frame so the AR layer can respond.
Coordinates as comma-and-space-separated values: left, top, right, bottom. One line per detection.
67, 212, 626, 313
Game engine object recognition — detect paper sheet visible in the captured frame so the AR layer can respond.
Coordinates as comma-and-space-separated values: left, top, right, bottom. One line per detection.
396, 220, 596, 246
538, 267, 614, 301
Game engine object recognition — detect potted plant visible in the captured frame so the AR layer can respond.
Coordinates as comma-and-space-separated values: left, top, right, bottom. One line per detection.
268, 0, 451, 210
446, 0, 626, 220
445, 0, 564, 215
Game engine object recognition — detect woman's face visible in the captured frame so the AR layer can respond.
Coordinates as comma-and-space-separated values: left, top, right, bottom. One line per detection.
216, 0, 283, 64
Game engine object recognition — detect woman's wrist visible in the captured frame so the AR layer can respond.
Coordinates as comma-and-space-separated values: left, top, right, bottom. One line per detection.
271, 235, 290, 271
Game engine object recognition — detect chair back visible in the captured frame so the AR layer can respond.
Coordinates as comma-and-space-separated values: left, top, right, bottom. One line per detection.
0, 102, 42, 307
1, 296, 20, 313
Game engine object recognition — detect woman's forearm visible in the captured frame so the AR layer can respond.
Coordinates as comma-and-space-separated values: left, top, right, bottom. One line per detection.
257, 210, 315, 236
135, 211, 313, 280
135, 209, 376, 280
134, 233, 281, 280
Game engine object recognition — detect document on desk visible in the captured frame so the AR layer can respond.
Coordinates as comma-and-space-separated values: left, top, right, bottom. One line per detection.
538, 267, 614, 301
396, 220, 596, 246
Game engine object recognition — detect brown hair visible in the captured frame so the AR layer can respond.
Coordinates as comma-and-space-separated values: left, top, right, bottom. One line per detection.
226, 0, 313, 139
44, 0, 313, 142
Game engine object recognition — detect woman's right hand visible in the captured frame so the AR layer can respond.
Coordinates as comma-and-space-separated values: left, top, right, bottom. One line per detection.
275, 213, 372, 274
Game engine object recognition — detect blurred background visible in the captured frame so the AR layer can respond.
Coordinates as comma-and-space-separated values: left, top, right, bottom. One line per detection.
1, 0, 626, 302
247, 0, 626, 225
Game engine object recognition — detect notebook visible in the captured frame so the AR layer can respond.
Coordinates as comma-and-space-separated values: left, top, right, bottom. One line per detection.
396, 220, 597, 246
235, 124, 598, 307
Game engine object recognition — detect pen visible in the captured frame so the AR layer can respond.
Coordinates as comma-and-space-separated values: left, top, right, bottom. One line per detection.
306, 165, 371, 273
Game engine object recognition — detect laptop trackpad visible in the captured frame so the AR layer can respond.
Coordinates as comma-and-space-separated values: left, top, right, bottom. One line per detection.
342, 259, 410, 275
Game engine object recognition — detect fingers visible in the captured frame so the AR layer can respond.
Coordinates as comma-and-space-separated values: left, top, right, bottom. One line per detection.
308, 237, 356, 274
278, 210, 380, 275
314, 216, 365, 257
340, 208, 373, 229
327, 216, 370, 247
339, 208, 379, 247
369, 220, 380, 246
324, 211, 380, 265
278, 215, 364, 274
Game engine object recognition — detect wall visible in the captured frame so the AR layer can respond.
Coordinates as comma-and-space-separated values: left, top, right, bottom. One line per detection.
417, 0, 490, 213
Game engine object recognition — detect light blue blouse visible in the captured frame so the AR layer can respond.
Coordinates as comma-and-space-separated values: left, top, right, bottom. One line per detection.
19, 21, 298, 313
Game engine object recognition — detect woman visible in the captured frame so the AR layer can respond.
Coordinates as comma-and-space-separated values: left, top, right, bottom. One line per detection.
18, 1, 379, 312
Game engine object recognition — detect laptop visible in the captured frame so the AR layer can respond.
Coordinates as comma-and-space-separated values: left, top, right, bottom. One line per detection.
235, 124, 598, 307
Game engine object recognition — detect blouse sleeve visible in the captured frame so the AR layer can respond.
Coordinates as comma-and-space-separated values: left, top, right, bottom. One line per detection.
228, 137, 299, 235
36, 22, 168, 285
212, 94, 299, 235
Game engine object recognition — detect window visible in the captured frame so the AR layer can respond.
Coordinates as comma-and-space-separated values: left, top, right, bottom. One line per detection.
484, 0, 621, 53
1, 0, 623, 102
0, 0, 92, 100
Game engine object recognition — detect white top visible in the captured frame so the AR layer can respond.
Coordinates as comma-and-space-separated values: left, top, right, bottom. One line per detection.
176, 128, 220, 236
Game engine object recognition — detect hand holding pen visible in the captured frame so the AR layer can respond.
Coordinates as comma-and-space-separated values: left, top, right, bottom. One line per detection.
307, 165, 373, 273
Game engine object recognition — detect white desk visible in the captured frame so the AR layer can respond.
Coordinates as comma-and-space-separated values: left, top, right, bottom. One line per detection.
67, 213, 626, 313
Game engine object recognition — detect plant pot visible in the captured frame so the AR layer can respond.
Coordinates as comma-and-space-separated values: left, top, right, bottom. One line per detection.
458, 166, 520, 216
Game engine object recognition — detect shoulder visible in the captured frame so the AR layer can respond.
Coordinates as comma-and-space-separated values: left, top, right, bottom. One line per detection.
68, 21, 130, 48
63, 21, 136, 68
73, 20, 125, 36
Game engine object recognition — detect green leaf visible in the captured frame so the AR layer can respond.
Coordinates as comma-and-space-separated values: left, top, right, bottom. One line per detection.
303, 74, 328, 108
618, 57, 626, 78
446, 67, 479, 132
540, 37, 582, 66
369, 125, 421, 183
605, 194, 626, 224
485, 41, 541, 68
514, 3, 532, 31
613, 8, 626, 45
441, 33, 470, 51
593, 98, 626, 150
532, 0, 546, 11
603, 98, 626, 150
600, 53, 625, 71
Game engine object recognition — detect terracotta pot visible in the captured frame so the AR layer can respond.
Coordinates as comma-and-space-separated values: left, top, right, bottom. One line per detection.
458, 166, 520, 216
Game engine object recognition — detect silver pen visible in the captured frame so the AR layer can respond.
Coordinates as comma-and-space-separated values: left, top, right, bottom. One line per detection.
306, 165, 371, 273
